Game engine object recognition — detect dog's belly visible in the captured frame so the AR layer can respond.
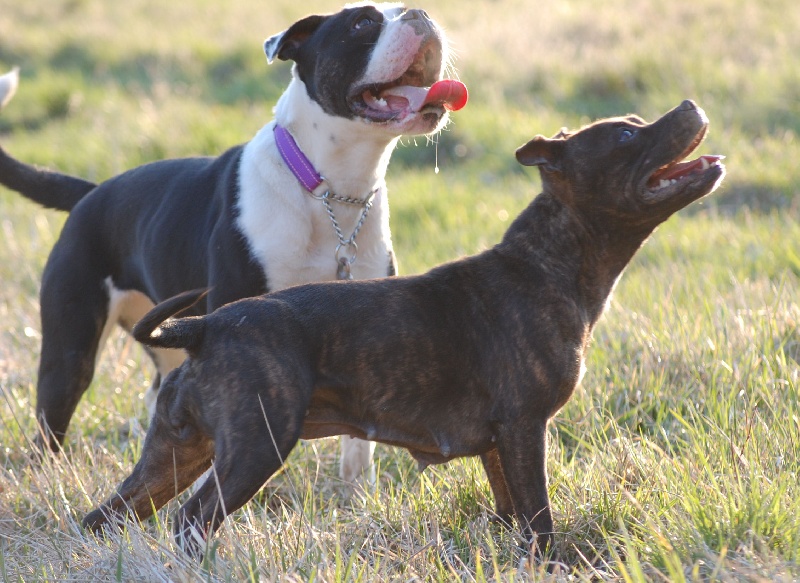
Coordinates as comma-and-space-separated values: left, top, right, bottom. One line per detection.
301, 406, 495, 463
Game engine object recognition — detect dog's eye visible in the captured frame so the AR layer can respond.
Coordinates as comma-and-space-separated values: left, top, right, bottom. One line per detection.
618, 128, 636, 143
353, 16, 374, 30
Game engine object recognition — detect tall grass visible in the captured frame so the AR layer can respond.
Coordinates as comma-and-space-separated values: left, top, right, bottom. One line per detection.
1, 0, 798, 580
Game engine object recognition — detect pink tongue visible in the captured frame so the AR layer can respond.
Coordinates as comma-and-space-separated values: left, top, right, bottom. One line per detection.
379, 79, 469, 113
659, 155, 723, 180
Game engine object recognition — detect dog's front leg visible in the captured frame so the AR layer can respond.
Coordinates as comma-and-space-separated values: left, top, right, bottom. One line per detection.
493, 417, 554, 558
339, 436, 376, 485
174, 401, 305, 558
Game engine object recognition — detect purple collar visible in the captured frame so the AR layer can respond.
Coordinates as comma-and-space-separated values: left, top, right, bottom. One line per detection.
273, 124, 325, 193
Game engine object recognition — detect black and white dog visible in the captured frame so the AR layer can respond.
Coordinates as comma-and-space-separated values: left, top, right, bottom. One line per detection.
0, 3, 466, 483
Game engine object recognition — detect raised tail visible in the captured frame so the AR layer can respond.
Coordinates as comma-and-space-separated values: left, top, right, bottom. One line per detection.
0, 67, 97, 211
133, 289, 210, 352
0, 146, 97, 211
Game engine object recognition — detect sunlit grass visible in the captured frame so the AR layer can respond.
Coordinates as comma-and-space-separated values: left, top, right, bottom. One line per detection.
1, 0, 799, 580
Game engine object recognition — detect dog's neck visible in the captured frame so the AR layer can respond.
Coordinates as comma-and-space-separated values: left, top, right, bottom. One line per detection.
500, 191, 655, 326
273, 75, 399, 200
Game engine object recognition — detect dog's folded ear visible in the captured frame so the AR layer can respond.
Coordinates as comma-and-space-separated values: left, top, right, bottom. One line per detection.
133, 289, 209, 352
515, 136, 565, 174
264, 15, 328, 64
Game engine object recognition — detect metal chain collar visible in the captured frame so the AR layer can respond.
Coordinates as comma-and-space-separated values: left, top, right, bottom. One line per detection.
309, 185, 378, 280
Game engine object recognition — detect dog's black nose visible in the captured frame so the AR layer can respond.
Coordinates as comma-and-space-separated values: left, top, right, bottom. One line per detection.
678, 99, 697, 112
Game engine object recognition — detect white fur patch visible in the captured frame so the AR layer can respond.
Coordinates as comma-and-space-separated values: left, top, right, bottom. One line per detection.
102, 278, 187, 417
236, 78, 395, 292
357, 8, 433, 87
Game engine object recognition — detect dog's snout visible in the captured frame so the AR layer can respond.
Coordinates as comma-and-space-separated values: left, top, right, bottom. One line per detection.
673, 99, 707, 123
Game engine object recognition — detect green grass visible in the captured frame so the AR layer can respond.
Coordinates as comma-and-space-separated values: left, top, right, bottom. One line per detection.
1, 0, 799, 580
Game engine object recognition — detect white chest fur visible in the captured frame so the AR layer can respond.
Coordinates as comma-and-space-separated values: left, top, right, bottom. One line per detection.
236, 123, 394, 292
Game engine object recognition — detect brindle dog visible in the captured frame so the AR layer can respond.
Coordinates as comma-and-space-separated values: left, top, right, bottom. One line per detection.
83, 100, 725, 558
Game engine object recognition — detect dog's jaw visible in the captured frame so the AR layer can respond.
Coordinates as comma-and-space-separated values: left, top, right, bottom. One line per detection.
638, 103, 726, 212
354, 11, 455, 135
346, 8, 454, 134
273, 76, 399, 184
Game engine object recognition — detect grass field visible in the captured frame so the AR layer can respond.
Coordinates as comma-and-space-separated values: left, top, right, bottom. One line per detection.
1, 0, 799, 580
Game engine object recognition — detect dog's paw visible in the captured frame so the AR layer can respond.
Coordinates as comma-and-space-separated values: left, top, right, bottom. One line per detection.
488, 512, 514, 528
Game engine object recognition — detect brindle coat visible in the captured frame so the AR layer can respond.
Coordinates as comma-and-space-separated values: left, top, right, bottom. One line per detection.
83, 100, 725, 558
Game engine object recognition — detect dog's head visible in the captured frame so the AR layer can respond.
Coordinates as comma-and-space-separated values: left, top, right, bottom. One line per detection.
516, 100, 726, 229
264, 3, 466, 136
81, 367, 215, 547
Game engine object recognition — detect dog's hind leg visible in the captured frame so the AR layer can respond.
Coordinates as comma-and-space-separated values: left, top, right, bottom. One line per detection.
82, 394, 215, 534
481, 449, 515, 525
35, 259, 112, 451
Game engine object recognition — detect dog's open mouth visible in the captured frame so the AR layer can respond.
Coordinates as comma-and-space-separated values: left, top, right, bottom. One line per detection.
646, 125, 724, 194
349, 42, 468, 123
358, 79, 468, 120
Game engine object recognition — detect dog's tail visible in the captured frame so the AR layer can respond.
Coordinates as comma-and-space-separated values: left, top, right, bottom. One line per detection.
0, 147, 97, 211
133, 289, 210, 351
0, 67, 97, 211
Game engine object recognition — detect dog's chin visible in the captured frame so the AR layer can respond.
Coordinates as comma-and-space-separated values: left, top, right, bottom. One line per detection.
640, 125, 725, 207
385, 109, 449, 136
349, 102, 449, 135
641, 162, 726, 206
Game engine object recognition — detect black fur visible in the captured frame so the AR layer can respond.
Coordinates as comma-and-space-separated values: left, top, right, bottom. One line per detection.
0, 145, 95, 210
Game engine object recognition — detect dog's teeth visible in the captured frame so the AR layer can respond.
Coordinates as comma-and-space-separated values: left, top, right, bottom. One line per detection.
660, 179, 670, 188
701, 157, 710, 170
670, 179, 678, 185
